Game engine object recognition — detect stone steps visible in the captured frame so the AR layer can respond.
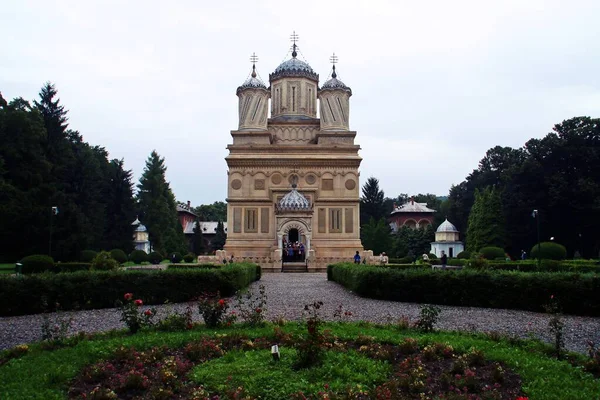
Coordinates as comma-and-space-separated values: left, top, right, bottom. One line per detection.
281, 262, 308, 273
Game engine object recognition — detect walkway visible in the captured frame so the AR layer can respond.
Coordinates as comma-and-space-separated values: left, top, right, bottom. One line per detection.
1, 273, 598, 354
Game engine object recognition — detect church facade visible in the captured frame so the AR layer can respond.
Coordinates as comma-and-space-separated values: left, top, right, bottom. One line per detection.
223, 42, 363, 269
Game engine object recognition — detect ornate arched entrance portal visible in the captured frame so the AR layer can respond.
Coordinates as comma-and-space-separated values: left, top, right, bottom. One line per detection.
278, 219, 311, 262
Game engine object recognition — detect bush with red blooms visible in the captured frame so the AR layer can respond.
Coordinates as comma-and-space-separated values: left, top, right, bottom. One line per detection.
197, 292, 235, 328
117, 293, 156, 334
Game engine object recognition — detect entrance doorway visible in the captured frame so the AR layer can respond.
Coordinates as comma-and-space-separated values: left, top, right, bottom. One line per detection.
288, 228, 299, 243
449, 247, 454, 258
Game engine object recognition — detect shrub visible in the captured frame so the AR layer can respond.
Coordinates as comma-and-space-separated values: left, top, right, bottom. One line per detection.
456, 251, 471, 259
91, 251, 119, 271
428, 253, 438, 260
531, 242, 567, 260
328, 263, 600, 316
197, 292, 234, 328
479, 247, 506, 260
0, 264, 260, 316
183, 253, 196, 263
149, 252, 163, 265
53, 262, 91, 273
110, 249, 128, 264
389, 256, 414, 264
117, 293, 156, 334
170, 252, 183, 263
19, 255, 54, 274
129, 250, 148, 264
80, 250, 98, 263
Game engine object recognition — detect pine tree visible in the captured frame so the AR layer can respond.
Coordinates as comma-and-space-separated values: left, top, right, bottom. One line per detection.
137, 151, 186, 255
192, 219, 205, 255
361, 217, 392, 255
102, 159, 136, 252
212, 221, 226, 251
360, 177, 386, 226
466, 186, 506, 252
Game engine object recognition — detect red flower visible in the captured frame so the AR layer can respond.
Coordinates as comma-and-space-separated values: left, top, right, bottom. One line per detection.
550, 294, 554, 299
144, 309, 153, 316
255, 308, 262, 313
135, 299, 143, 306
218, 299, 226, 306
124, 293, 133, 301
516, 397, 529, 400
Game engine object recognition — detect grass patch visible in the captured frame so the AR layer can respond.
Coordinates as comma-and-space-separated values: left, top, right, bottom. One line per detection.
191, 348, 391, 399
0, 323, 598, 399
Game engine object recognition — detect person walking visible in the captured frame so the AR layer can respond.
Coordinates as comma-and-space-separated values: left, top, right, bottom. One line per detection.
440, 250, 448, 270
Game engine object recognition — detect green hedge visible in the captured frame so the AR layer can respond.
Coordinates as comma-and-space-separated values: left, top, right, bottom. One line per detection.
327, 263, 600, 316
167, 263, 222, 270
530, 242, 567, 260
463, 259, 600, 273
53, 262, 92, 273
19, 255, 54, 274
0, 263, 261, 316
479, 246, 506, 260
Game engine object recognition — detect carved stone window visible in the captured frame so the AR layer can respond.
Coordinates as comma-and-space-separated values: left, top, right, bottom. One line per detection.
329, 208, 342, 233
245, 208, 258, 233
322, 179, 334, 191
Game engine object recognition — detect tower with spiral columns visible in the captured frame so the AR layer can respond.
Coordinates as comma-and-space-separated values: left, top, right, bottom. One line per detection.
225, 35, 363, 270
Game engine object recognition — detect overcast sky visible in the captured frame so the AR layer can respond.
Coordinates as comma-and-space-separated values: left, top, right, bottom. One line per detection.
2, 0, 599, 205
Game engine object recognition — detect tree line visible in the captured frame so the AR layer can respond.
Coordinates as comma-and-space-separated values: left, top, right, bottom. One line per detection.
0, 84, 188, 262
359, 116, 600, 259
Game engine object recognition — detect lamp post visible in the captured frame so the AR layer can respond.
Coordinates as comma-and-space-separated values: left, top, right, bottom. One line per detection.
49, 206, 58, 258
532, 209, 540, 267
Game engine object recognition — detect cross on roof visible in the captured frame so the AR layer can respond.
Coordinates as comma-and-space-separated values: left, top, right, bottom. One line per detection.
290, 31, 299, 45
249, 52, 259, 65
330, 53, 338, 65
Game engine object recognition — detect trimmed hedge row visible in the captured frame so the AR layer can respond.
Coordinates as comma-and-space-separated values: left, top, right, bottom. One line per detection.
428, 259, 600, 273
327, 263, 600, 316
0, 263, 261, 316
167, 263, 222, 270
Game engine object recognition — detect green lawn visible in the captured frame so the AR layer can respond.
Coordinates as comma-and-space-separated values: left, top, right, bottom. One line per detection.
0, 264, 14, 274
0, 323, 598, 399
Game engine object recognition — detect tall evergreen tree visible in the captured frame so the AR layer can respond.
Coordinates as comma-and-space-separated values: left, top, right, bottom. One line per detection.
361, 217, 392, 255
137, 151, 186, 255
360, 177, 386, 226
192, 219, 205, 255
212, 221, 226, 252
102, 159, 136, 252
465, 186, 506, 252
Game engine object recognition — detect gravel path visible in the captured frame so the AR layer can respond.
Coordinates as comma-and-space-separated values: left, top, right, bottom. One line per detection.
1, 273, 599, 354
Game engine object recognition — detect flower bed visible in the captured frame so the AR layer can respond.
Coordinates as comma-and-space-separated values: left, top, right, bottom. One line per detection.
327, 263, 600, 316
1, 323, 598, 399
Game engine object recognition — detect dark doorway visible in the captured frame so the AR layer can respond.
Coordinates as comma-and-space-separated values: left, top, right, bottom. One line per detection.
288, 229, 299, 243
449, 247, 454, 258
283, 228, 305, 262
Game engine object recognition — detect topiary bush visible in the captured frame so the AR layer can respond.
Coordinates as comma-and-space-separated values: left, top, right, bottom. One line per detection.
19, 255, 54, 274
109, 249, 128, 264
129, 250, 148, 264
171, 252, 183, 263
149, 251, 163, 265
80, 250, 98, 263
183, 252, 196, 263
456, 251, 471, 259
479, 247, 506, 260
91, 251, 119, 271
428, 253, 438, 260
530, 242, 567, 260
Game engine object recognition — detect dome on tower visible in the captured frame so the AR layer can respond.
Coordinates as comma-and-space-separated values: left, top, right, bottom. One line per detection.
321, 66, 351, 94
277, 186, 311, 212
436, 219, 458, 233
236, 66, 267, 95
270, 58, 319, 82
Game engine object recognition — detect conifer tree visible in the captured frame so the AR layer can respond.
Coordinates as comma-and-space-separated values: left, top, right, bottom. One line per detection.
192, 219, 205, 255
360, 177, 386, 226
102, 159, 136, 252
212, 221, 226, 251
137, 151, 186, 255
361, 217, 392, 255
465, 186, 506, 252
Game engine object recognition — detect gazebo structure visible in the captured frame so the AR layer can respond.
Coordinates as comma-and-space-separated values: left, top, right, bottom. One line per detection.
430, 219, 464, 258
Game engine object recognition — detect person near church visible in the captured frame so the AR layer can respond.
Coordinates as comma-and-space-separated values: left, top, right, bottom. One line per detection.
229, 255, 235, 263
299, 243, 305, 259
521, 250, 527, 260
440, 251, 448, 270
354, 251, 361, 264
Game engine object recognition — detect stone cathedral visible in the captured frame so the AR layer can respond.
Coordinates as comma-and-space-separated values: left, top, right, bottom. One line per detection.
223, 39, 363, 270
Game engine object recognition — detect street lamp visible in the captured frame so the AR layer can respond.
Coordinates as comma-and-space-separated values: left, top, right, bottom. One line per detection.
49, 206, 59, 258
531, 209, 540, 266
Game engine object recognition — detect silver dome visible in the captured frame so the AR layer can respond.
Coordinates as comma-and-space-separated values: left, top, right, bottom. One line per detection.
236, 67, 268, 94
270, 58, 318, 82
436, 219, 458, 233
277, 187, 311, 211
